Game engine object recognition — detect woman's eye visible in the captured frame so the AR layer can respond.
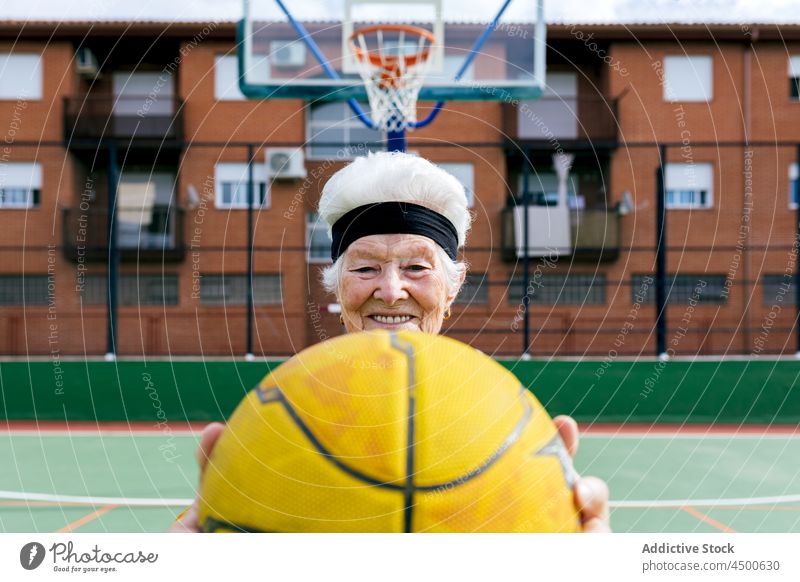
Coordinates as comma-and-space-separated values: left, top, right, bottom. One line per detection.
352, 266, 376, 273
406, 264, 429, 272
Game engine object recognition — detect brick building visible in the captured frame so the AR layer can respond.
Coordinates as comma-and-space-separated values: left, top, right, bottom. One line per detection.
1, 20, 799, 357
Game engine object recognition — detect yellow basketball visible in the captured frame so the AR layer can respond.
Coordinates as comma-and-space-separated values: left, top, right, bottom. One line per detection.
198, 330, 580, 532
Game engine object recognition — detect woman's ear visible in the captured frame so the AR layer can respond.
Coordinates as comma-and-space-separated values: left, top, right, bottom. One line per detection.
446, 267, 468, 305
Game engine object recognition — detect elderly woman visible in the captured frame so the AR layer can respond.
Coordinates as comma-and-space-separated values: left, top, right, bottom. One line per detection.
174, 151, 610, 532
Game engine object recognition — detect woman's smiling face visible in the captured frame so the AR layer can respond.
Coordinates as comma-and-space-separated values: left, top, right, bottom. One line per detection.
338, 234, 457, 335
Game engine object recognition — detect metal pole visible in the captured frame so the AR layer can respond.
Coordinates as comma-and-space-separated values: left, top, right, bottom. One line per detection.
246, 144, 255, 359
795, 144, 800, 355
105, 142, 119, 360
386, 130, 406, 153
522, 148, 531, 357
655, 144, 668, 357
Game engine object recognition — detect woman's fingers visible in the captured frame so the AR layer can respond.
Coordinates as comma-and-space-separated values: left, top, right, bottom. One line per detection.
196, 422, 226, 477
575, 476, 611, 533
167, 504, 201, 533
553, 414, 579, 458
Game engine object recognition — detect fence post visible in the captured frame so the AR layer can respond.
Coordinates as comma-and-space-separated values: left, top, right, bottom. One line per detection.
522, 147, 531, 357
246, 144, 255, 360
795, 144, 800, 355
655, 144, 667, 357
105, 141, 119, 360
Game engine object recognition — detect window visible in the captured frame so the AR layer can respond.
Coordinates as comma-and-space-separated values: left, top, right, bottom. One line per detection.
215, 162, 268, 209
438, 162, 475, 208
117, 171, 176, 249
790, 56, 800, 100
517, 172, 581, 208
763, 275, 795, 306
0, 53, 42, 100
507, 273, 606, 305
200, 274, 282, 305
632, 274, 727, 305
214, 55, 248, 101
663, 55, 713, 102
306, 102, 383, 159
80, 274, 179, 306
0, 162, 41, 208
0, 275, 47, 305
454, 273, 489, 305
665, 162, 713, 209
306, 212, 332, 263
790, 162, 798, 209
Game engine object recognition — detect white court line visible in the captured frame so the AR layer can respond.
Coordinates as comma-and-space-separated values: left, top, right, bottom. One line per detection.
0, 490, 193, 507
1, 489, 799, 509
582, 433, 800, 440
610, 494, 800, 508
0, 431, 199, 437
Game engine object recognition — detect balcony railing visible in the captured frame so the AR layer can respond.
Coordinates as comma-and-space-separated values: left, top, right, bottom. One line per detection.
502, 206, 620, 262
504, 96, 618, 143
64, 95, 184, 142
62, 206, 186, 262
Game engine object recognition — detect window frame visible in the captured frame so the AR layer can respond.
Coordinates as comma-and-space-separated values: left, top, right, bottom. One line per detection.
0, 162, 42, 209
0, 53, 42, 101
306, 211, 332, 264
437, 162, 475, 208
665, 162, 714, 210
662, 55, 713, 103
789, 56, 800, 101
790, 162, 798, 210
214, 162, 269, 210
305, 101, 383, 161
506, 273, 607, 306
199, 274, 283, 306
214, 54, 247, 101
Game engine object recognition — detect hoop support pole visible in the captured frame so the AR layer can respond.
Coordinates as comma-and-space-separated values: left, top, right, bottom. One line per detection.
274, 0, 375, 128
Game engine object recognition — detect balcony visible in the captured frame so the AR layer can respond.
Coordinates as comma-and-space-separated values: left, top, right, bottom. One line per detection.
62, 206, 186, 262
64, 95, 184, 144
504, 96, 618, 145
501, 206, 620, 263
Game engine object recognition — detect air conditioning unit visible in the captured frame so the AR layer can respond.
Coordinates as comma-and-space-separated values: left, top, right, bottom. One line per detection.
270, 41, 306, 67
266, 148, 307, 180
76, 47, 99, 77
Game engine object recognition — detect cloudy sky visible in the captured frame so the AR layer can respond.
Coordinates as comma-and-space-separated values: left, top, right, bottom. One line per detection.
2, 0, 799, 24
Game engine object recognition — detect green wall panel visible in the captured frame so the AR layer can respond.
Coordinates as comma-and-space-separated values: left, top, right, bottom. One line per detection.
1, 359, 798, 423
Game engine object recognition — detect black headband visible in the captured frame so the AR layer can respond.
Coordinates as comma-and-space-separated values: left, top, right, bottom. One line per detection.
330, 202, 459, 262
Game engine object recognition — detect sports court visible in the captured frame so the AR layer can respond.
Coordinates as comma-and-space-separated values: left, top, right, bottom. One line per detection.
1, 424, 798, 533
2, 0, 800, 539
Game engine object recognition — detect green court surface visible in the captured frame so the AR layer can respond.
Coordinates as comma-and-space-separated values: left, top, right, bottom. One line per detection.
0, 430, 798, 533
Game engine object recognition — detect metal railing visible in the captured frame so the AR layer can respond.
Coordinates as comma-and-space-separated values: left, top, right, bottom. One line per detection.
63, 95, 184, 141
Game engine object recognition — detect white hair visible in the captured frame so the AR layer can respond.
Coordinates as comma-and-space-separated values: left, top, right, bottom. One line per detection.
318, 151, 471, 247
318, 152, 471, 301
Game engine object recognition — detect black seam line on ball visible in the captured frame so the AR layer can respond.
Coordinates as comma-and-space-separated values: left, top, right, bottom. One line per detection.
413, 387, 533, 493
256, 384, 407, 491
389, 332, 416, 534
255, 382, 533, 496
202, 516, 271, 533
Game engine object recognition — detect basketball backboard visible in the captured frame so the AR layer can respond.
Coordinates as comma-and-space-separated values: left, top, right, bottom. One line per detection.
239, 0, 546, 102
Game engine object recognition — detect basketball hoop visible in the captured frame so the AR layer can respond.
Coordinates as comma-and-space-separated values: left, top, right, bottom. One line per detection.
348, 24, 437, 133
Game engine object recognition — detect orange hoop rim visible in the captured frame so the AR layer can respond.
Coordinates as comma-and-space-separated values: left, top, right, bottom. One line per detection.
348, 24, 437, 70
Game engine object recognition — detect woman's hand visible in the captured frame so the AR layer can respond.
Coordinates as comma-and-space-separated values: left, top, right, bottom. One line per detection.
553, 415, 611, 533
168, 422, 225, 533
171, 417, 611, 533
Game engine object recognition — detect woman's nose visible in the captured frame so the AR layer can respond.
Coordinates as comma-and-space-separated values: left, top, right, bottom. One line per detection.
373, 266, 409, 305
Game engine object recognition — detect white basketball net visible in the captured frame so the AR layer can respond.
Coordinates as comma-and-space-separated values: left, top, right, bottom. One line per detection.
349, 26, 436, 133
